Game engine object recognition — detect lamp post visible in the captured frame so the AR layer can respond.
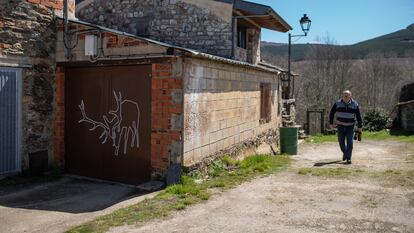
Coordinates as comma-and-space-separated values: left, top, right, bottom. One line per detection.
286, 14, 312, 99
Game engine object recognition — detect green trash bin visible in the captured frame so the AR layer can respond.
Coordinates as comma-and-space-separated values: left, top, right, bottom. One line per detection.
280, 127, 299, 155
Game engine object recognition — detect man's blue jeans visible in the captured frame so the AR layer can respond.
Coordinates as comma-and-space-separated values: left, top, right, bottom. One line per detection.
337, 125, 355, 160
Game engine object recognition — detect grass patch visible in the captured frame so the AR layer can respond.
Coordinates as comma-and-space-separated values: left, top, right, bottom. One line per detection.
360, 195, 382, 208
368, 169, 414, 188
67, 154, 291, 233
306, 130, 414, 144
297, 167, 364, 178
406, 154, 414, 162
202, 155, 291, 191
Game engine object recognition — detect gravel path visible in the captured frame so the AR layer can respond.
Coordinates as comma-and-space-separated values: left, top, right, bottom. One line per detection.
109, 140, 414, 233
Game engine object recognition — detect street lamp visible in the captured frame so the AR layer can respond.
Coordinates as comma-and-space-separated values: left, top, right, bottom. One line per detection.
286, 14, 312, 99
299, 14, 312, 36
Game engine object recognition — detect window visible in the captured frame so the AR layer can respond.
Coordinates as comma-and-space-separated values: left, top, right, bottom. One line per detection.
135, 19, 150, 36
260, 83, 271, 124
237, 26, 247, 49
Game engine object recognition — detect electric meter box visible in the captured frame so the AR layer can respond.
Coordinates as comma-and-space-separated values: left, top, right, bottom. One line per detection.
85, 35, 98, 56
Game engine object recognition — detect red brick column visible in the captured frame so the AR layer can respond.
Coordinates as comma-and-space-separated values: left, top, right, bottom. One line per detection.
0, 16, 8, 56
27, 0, 63, 10
53, 66, 65, 167
26, 0, 75, 14
151, 63, 183, 176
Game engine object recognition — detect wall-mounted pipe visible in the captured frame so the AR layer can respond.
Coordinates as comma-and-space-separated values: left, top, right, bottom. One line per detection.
231, 0, 236, 59
63, 0, 70, 59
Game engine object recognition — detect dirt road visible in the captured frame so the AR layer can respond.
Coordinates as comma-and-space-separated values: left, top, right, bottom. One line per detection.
110, 140, 414, 233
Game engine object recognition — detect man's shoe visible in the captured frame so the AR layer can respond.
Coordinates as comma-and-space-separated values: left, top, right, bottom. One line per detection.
342, 154, 346, 161
345, 160, 352, 164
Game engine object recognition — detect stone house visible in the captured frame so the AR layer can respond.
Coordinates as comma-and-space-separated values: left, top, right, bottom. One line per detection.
0, 0, 292, 184
76, 0, 290, 64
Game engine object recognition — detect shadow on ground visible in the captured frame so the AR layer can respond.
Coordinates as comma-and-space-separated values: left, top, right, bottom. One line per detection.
313, 160, 345, 167
0, 176, 148, 213
390, 129, 414, 136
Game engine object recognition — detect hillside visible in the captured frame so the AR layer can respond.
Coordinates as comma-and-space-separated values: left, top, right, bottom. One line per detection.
262, 24, 414, 61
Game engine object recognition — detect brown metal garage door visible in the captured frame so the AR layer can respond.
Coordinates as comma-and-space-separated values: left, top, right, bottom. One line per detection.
65, 65, 152, 185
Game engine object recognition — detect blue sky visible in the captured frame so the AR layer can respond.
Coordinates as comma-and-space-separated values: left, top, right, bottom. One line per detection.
249, 0, 414, 45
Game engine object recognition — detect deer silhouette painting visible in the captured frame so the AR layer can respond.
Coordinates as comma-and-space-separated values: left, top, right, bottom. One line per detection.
78, 91, 140, 156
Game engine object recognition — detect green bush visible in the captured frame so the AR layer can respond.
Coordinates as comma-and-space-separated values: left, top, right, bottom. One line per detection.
364, 108, 392, 131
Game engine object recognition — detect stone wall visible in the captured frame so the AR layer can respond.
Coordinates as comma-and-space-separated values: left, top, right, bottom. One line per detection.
234, 47, 247, 62
400, 101, 414, 132
247, 28, 261, 65
182, 57, 282, 167
0, 0, 74, 170
76, 0, 233, 58
233, 28, 261, 64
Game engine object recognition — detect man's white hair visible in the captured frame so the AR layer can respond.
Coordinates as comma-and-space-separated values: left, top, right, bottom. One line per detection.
343, 90, 352, 96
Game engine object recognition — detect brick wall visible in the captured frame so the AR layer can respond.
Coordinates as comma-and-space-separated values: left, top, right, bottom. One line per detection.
53, 67, 65, 167
55, 20, 168, 63
151, 61, 184, 176
182, 57, 281, 167
26, 0, 76, 18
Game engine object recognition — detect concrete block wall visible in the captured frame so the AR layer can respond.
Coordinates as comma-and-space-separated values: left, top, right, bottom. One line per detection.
182, 57, 281, 167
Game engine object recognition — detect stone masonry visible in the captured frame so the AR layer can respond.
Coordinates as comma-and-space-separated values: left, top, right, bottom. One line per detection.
0, 0, 75, 170
247, 28, 261, 64
77, 0, 234, 58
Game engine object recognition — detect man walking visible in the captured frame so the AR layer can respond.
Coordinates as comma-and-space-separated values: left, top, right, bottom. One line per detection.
329, 90, 363, 164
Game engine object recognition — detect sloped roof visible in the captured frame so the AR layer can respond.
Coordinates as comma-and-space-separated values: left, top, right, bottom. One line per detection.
219, 0, 291, 32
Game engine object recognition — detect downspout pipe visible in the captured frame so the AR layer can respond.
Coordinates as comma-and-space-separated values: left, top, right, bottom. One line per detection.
231, 0, 236, 59
63, 0, 70, 59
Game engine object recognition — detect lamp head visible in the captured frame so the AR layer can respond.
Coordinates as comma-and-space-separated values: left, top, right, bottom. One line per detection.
300, 14, 311, 35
